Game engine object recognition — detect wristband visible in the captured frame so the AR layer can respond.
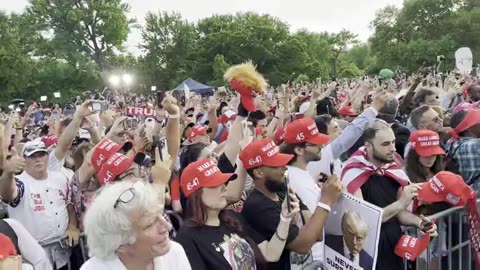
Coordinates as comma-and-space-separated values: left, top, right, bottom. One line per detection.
280, 213, 291, 223
168, 114, 179, 119
317, 202, 331, 212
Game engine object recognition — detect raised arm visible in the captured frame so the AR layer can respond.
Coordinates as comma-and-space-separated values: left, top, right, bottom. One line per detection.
287, 176, 342, 254
162, 94, 181, 169
328, 90, 387, 160
54, 100, 92, 161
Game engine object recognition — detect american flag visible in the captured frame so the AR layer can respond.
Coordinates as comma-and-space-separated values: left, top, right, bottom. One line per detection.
341, 147, 410, 194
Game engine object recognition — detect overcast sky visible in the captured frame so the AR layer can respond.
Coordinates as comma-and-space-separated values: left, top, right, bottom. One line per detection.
2, 0, 404, 54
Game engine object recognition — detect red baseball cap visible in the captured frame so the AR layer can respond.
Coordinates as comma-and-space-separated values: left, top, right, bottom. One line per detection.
41, 134, 59, 148
418, 171, 474, 206
0, 233, 17, 262
91, 139, 124, 173
409, 130, 446, 157
339, 106, 358, 117
284, 118, 330, 145
394, 234, 430, 261
240, 138, 293, 170
274, 128, 285, 145
97, 152, 134, 186
187, 125, 209, 142
230, 79, 256, 112
180, 158, 235, 198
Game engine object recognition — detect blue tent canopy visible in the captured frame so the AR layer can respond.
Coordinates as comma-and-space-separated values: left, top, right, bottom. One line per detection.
174, 78, 214, 96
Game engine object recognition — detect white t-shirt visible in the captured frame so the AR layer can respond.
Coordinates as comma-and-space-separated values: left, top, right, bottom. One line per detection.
287, 166, 324, 263
6, 170, 70, 245
80, 242, 191, 270
306, 145, 344, 180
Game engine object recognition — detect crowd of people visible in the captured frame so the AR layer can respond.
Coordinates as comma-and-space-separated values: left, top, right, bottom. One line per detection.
0, 63, 479, 270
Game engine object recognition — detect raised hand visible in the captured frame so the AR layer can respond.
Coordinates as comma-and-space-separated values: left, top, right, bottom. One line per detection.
161, 94, 180, 115
371, 90, 389, 111
281, 187, 301, 219
152, 146, 172, 188
319, 174, 343, 206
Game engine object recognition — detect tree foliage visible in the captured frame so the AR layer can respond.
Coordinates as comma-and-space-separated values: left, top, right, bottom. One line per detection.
369, 0, 480, 73
0, 5, 363, 105
27, 0, 133, 70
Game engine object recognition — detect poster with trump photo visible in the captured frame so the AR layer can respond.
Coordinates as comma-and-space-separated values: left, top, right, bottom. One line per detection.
324, 193, 382, 270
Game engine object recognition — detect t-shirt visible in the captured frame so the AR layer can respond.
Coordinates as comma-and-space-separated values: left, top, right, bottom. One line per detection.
5, 170, 71, 268
360, 174, 404, 270
6, 171, 70, 245
241, 189, 312, 270
80, 241, 191, 270
175, 210, 261, 270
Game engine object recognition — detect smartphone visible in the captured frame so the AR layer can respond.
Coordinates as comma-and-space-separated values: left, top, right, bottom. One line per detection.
91, 101, 103, 113
124, 117, 138, 129
153, 136, 167, 162
284, 171, 291, 212
421, 222, 433, 233
156, 91, 166, 108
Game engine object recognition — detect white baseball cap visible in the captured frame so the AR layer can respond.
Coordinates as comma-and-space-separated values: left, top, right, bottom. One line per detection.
22, 140, 48, 157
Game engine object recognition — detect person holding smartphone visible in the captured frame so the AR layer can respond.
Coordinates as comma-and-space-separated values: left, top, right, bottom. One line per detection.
279, 118, 331, 265
240, 138, 342, 270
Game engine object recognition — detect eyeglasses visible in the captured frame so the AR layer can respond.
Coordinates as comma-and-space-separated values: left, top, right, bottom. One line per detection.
113, 181, 145, 209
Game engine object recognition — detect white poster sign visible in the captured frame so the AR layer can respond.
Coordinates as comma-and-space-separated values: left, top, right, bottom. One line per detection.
455, 47, 473, 75
324, 193, 383, 270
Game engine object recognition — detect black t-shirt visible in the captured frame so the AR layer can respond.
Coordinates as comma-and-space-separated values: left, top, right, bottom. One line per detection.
241, 189, 309, 270
361, 174, 404, 270
175, 210, 262, 270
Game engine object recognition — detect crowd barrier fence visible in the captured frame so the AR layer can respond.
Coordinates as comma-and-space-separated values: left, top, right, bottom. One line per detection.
403, 199, 480, 270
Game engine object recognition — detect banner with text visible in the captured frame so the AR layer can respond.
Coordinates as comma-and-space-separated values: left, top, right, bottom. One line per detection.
324, 193, 383, 270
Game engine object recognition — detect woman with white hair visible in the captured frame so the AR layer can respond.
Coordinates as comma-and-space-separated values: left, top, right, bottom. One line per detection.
80, 180, 191, 270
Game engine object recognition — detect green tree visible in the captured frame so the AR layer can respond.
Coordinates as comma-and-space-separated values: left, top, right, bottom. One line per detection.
27, 0, 133, 70
347, 45, 377, 71
210, 54, 230, 86
194, 12, 290, 84
293, 74, 310, 84
141, 11, 198, 90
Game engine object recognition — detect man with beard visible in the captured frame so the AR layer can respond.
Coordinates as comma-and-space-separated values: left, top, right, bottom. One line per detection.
341, 120, 437, 270
279, 118, 330, 265
240, 138, 342, 270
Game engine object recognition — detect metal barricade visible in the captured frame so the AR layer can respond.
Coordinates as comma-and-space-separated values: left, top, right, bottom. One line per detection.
404, 199, 480, 270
